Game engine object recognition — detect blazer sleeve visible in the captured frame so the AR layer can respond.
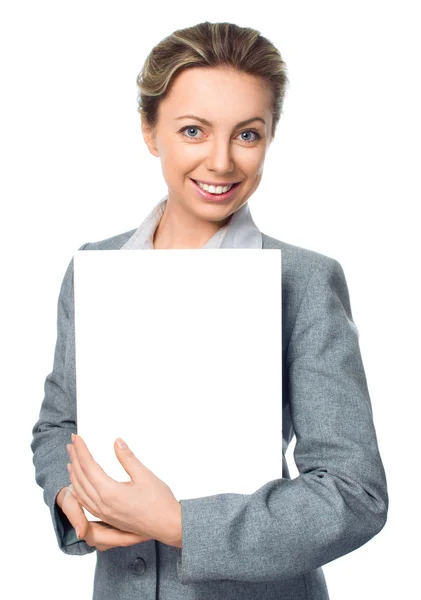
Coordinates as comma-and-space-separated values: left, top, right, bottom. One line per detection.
176, 255, 388, 584
30, 243, 96, 556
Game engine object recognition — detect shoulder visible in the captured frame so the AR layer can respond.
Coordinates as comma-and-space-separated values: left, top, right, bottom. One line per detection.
262, 233, 353, 345
63, 228, 137, 285
79, 228, 342, 281
261, 232, 342, 286
78, 229, 342, 278
79, 228, 138, 251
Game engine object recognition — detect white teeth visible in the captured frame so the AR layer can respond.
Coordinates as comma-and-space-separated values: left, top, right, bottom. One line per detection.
196, 181, 234, 194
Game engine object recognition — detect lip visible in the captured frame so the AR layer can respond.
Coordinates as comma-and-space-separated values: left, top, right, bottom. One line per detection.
190, 178, 241, 202
192, 178, 240, 186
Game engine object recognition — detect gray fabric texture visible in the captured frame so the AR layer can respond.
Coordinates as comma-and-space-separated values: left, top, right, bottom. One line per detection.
31, 198, 388, 599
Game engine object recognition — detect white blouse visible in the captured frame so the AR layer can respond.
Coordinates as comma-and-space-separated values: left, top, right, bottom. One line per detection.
121, 195, 263, 250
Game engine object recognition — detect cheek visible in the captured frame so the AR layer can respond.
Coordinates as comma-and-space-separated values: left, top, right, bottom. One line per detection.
243, 155, 265, 177
164, 145, 199, 171
236, 145, 265, 168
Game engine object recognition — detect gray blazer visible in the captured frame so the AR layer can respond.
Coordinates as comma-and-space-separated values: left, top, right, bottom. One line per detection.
31, 230, 388, 600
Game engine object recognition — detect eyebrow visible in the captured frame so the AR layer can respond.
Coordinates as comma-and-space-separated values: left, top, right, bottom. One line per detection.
175, 114, 266, 128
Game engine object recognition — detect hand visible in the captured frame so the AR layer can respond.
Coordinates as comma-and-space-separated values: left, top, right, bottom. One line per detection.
83, 521, 153, 552
67, 435, 182, 547
57, 486, 153, 551
56, 485, 89, 539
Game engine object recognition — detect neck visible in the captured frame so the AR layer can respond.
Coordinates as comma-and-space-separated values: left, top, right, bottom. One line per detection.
153, 198, 232, 249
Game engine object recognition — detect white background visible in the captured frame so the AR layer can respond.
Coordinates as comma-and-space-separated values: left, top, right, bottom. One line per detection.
2, 1, 419, 598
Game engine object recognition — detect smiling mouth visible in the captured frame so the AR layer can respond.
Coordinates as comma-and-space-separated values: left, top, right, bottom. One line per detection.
190, 178, 242, 201
191, 179, 241, 189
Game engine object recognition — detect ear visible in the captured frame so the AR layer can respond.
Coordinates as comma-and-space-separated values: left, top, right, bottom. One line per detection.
141, 119, 159, 157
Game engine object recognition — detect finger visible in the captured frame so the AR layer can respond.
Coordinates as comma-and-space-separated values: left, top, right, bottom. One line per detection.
88, 522, 153, 547
61, 488, 90, 539
67, 474, 101, 519
67, 456, 100, 518
67, 441, 101, 500
83, 522, 110, 551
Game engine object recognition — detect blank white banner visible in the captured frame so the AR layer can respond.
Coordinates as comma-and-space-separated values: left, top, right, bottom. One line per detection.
73, 249, 282, 518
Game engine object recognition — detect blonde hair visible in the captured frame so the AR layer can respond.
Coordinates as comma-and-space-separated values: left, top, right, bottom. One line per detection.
136, 21, 289, 140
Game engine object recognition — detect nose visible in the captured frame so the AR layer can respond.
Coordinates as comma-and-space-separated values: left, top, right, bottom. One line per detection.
204, 137, 235, 175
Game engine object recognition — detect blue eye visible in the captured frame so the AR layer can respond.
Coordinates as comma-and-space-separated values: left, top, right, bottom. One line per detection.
183, 126, 200, 138
179, 126, 262, 143
239, 130, 260, 142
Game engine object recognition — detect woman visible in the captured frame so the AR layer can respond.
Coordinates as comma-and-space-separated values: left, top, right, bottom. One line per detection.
31, 21, 388, 600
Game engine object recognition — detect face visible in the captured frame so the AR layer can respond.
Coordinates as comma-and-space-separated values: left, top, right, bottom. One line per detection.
142, 66, 274, 228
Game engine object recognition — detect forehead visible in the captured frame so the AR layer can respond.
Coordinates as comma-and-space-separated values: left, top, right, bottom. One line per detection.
159, 67, 272, 121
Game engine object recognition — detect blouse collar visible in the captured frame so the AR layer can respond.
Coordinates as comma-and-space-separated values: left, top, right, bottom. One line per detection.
121, 195, 262, 250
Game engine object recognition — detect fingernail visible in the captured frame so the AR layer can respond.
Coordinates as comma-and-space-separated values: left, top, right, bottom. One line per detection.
76, 526, 80, 539
117, 438, 127, 448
